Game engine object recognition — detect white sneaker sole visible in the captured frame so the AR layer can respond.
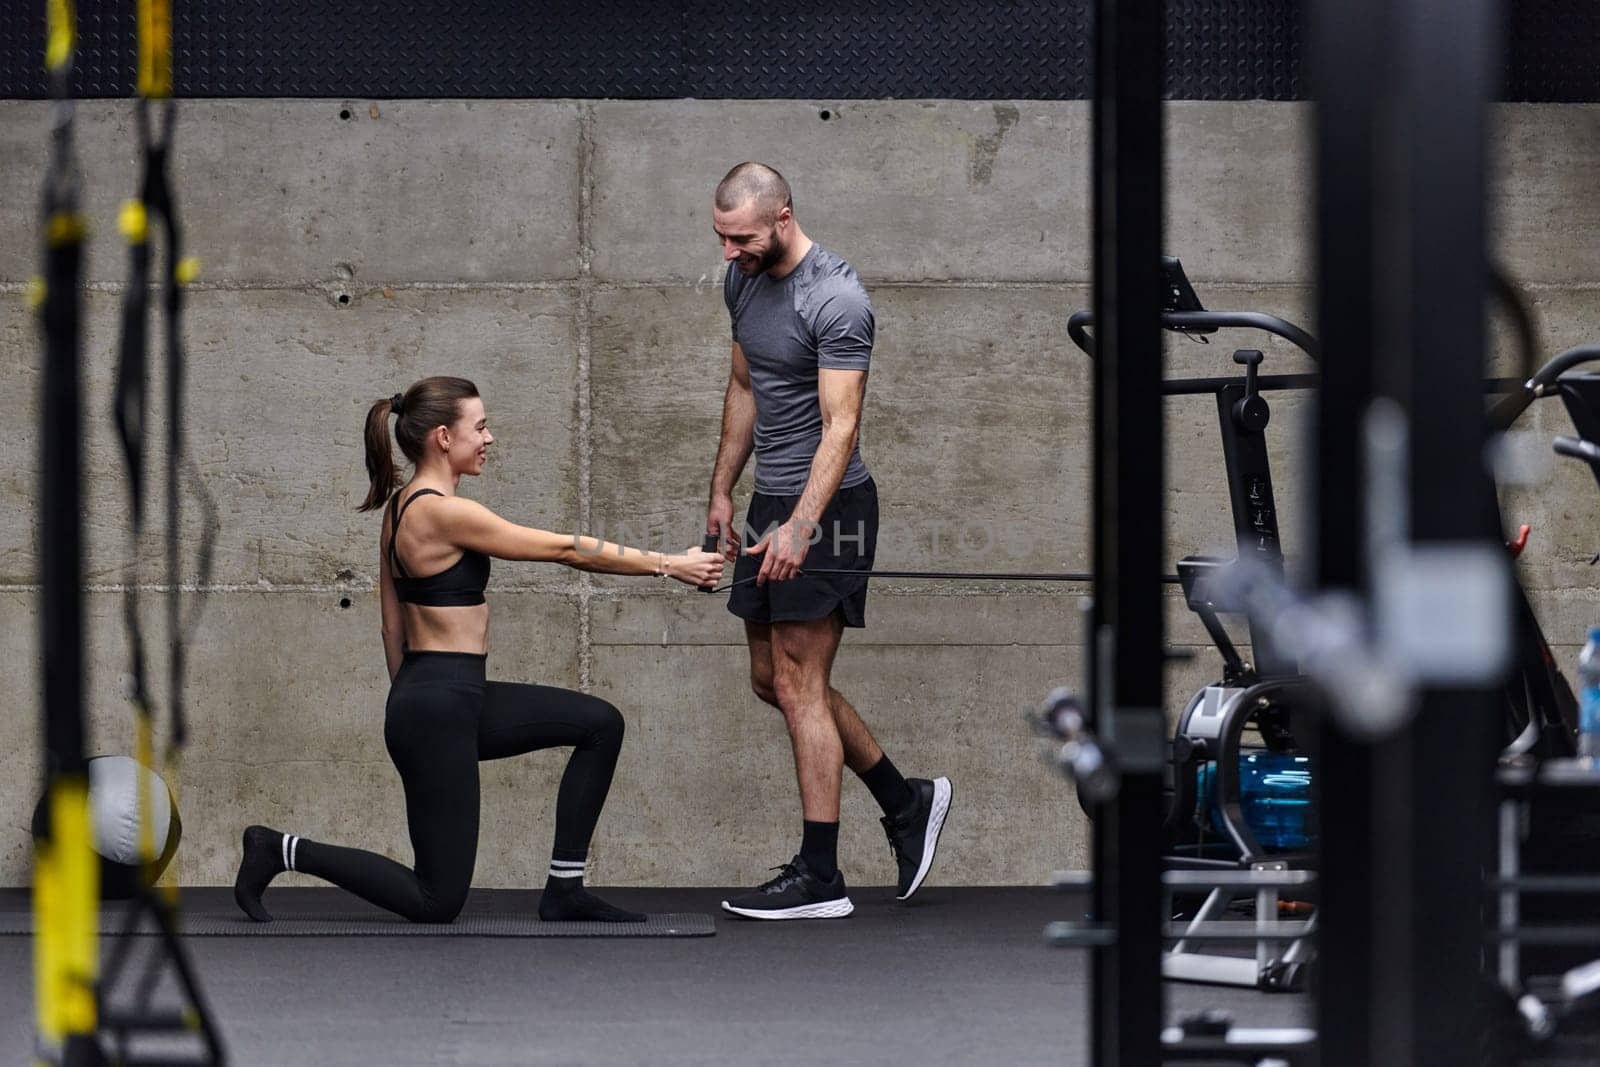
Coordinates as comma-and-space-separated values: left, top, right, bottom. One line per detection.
719, 896, 855, 920
898, 776, 952, 901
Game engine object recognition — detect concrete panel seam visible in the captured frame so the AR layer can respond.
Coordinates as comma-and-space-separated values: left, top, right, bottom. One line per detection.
0, 278, 1361, 294
576, 100, 597, 693
0, 280, 588, 294
0, 583, 588, 595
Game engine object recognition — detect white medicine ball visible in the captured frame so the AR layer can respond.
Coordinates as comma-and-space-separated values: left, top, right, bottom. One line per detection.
32, 755, 183, 899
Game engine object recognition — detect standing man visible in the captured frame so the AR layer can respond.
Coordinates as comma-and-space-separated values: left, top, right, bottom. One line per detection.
706, 162, 952, 920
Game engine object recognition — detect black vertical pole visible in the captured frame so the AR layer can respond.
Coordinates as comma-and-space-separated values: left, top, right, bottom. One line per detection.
1307, 1, 1397, 1061
1399, 0, 1501, 1061
1311, 0, 1503, 1062
1089, 1, 1165, 1064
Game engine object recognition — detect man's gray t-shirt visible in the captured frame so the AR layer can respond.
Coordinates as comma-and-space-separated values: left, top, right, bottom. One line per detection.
724, 243, 874, 496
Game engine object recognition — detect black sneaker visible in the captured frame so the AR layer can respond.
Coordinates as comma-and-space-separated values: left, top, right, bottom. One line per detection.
720, 856, 854, 920
882, 776, 952, 900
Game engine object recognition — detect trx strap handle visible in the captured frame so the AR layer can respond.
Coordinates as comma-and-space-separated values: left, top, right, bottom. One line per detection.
114, 99, 216, 769
97, 4, 227, 1062
113, 138, 154, 781
115, 0, 182, 884
35, 1, 101, 1061
699, 533, 720, 592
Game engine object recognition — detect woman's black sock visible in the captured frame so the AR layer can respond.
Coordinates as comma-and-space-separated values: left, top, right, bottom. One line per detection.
233, 825, 290, 922
537, 850, 645, 922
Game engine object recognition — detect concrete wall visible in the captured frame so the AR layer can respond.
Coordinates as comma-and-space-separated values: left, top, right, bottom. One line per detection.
0, 99, 1595, 889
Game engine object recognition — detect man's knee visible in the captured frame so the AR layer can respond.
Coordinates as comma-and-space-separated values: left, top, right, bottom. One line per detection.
773, 670, 828, 722
747, 641, 780, 707
750, 670, 779, 708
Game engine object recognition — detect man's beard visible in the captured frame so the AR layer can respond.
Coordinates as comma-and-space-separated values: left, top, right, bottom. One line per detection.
740, 229, 787, 275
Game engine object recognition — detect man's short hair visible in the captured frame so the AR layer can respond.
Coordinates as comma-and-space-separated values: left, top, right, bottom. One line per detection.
715, 162, 793, 221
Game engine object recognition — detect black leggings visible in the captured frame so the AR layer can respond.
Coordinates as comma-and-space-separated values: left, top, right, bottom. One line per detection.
294, 651, 625, 923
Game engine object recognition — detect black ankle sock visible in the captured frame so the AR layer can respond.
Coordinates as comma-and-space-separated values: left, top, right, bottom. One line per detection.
233, 825, 287, 923
800, 820, 840, 881
538, 849, 645, 922
538, 878, 646, 923
860, 754, 915, 817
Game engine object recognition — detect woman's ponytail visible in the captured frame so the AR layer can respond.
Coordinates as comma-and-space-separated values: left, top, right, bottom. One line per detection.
356, 377, 479, 512
359, 395, 400, 512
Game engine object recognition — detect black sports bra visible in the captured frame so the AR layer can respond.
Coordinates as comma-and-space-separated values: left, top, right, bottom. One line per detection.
387, 489, 491, 606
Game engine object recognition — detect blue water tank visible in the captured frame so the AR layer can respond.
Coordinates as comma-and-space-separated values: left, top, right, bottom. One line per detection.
1194, 752, 1314, 852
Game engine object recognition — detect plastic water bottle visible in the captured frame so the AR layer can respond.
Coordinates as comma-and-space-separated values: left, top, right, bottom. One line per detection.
1577, 628, 1600, 760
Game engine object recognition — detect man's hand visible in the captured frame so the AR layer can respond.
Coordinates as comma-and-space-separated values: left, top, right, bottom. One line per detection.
746, 518, 819, 585
707, 494, 739, 563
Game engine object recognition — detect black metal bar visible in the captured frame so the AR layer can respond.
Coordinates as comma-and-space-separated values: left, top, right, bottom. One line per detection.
1402, 1, 1502, 1060
1067, 309, 1320, 360
1191, 606, 1245, 678
1158, 922, 1314, 942
1161, 374, 1317, 396
1137, 373, 1514, 400
1487, 874, 1600, 893
1161, 1031, 1318, 1063
1485, 926, 1600, 946
1163, 313, 1319, 359
1213, 381, 1292, 673
1490, 345, 1600, 431
1089, 0, 1165, 1061
1530, 344, 1600, 391
1308, 0, 1397, 1061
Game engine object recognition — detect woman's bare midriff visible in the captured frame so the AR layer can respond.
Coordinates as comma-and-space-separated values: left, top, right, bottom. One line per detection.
402, 602, 491, 655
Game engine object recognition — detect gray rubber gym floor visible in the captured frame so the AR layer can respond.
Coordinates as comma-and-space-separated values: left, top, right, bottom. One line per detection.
0, 885, 1317, 1065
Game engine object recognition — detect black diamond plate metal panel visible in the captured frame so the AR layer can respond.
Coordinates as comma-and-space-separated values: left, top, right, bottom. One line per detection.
681, 3, 1092, 100
1506, 0, 1600, 102
0, 1, 1592, 101
1166, 0, 1305, 100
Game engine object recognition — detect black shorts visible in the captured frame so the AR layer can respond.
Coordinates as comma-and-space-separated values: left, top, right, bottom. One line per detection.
728, 477, 878, 628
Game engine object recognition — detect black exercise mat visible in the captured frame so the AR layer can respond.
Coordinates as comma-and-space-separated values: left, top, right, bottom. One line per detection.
0, 910, 714, 937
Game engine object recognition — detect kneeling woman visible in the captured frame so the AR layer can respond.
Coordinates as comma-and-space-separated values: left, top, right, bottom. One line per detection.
235, 376, 722, 923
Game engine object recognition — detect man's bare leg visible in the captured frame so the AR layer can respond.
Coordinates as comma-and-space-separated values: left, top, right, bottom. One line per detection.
770, 615, 847, 823
782, 615, 909, 817
828, 687, 884, 775
734, 614, 951, 908
721, 615, 857, 919
747, 619, 883, 774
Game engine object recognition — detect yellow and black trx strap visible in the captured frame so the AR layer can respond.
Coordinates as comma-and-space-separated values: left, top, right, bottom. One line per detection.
99, 1, 225, 1062
33, 3, 102, 1066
